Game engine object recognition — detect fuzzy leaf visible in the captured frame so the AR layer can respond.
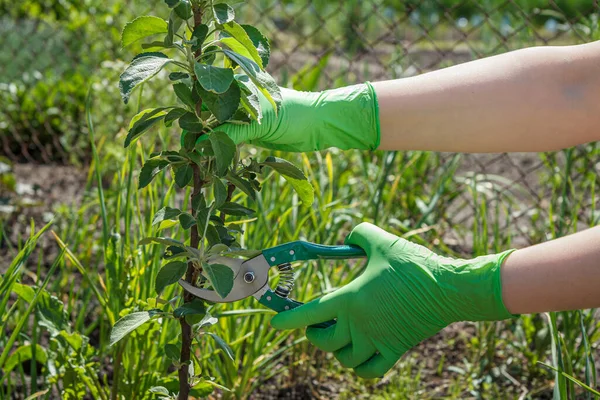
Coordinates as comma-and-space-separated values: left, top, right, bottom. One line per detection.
178, 112, 204, 133
152, 207, 182, 226
222, 50, 281, 112
202, 262, 234, 298
209, 132, 236, 177
149, 387, 170, 396
226, 171, 256, 200
236, 75, 262, 122
196, 83, 240, 123
110, 310, 160, 346
191, 24, 209, 52
284, 176, 314, 206
155, 261, 187, 294
207, 332, 234, 361
242, 24, 270, 67
173, 0, 191, 19
221, 21, 262, 67
173, 298, 206, 318
178, 212, 196, 229
218, 202, 255, 216
125, 107, 170, 147
194, 63, 234, 94
174, 164, 193, 188
164, 107, 187, 127
139, 237, 186, 248
119, 52, 172, 104
173, 83, 196, 109
213, 3, 234, 24
213, 179, 227, 208
139, 159, 169, 189
261, 156, 306, 180
122, 16, 168, 48
164, 344, 180, 360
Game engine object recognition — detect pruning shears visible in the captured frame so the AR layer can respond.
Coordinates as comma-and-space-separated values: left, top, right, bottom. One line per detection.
179, 241, 366, 329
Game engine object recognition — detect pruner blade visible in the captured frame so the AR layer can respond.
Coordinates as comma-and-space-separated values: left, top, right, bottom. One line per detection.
178, 254, 271, 303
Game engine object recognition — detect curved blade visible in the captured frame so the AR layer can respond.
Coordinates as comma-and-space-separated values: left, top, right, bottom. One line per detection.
178, 254, 270, 303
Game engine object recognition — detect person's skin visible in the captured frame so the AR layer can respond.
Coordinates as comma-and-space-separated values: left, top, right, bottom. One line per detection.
501, 226, 600, 314
375, 40, 600, 152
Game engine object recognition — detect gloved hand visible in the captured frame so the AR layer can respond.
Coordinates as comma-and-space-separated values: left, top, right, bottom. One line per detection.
219, 83, 380, 152
270, 223, 517, 379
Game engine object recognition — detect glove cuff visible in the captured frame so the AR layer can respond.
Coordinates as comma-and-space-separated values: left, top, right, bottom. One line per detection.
313, 82, 381, 151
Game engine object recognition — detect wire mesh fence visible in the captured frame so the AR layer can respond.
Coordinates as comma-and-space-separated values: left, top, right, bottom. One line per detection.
1, 0, 599, 252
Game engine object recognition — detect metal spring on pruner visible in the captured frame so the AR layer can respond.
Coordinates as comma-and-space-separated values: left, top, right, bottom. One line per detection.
275, 263, 295, 298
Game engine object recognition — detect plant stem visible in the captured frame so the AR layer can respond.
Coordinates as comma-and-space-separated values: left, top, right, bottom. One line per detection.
178, 4, 205, 400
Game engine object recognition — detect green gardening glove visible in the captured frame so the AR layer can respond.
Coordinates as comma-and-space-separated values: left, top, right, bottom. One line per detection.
219, 83, 381, 152
270, 223, 517, 379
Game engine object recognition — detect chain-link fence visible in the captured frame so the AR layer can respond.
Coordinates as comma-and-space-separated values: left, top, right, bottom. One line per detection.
1, 0, 599, 251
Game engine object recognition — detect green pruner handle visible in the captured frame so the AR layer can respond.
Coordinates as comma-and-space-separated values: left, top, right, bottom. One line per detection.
259, 289, 335, 329
262, 241, 366, 267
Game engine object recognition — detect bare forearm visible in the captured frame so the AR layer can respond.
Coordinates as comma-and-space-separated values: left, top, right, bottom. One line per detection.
500, 227, 600, 314
374, 41, 600, 153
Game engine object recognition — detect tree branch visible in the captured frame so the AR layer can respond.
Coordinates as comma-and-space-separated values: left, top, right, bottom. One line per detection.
178, 4, 205, 399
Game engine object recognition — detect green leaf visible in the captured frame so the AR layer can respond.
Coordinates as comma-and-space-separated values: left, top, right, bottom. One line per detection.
149, 386, 170, 396
165, 10, 184, 46
224, 248, 262, 258
152, 207, 182, 226
119, 52, 172, 104
261, 156, 307, 180
169, 72, 190, 81
213, 3, 235, 24
205, 224, 221, 247
178, 112, 204, 133
191, 24, 209, 52
202, 45, 220, 64
179, 212, 196, 229
110, 310, 160, 346
199, 312, 218, 328
173, 298, 206, 318
207, 332, 234, 361
194, 63, 234, 94
236, 75, 262, 122
139, 237, 186, 248
173, 83, 196, 109
164, 107, 187, 127
174, 164, 193, 188
218, 202, 255, 216
122, 16, 168, 48
173, 0, 192, 19
226, 171, 256, 200
222, 50, 281, 112
164, 0, 180, 7
4, 344, 47, 375
241, 24, 270, 67
164, 344, 180, 360
220, 21, 263, 68
202, 263, 234, 298
125, 107, 170, 147
196, 83, 240, 123
163, 246, 187, 260
139, 159, 169, 189
209, 131, 236, 177
284, 176, 314, 206
213, 179, 227, 208
155, 261, 188, 295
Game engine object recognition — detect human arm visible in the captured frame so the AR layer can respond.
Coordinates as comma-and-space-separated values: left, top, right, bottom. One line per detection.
375, 40, 600, 152
501, 225, 600, 314
220, 41, 600, 153
269, 224, 600, 378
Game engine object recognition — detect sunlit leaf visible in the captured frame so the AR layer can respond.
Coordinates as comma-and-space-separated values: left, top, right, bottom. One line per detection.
122, 16, 168, 48
155, 261, 188, 295
119, 52, 172, 104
